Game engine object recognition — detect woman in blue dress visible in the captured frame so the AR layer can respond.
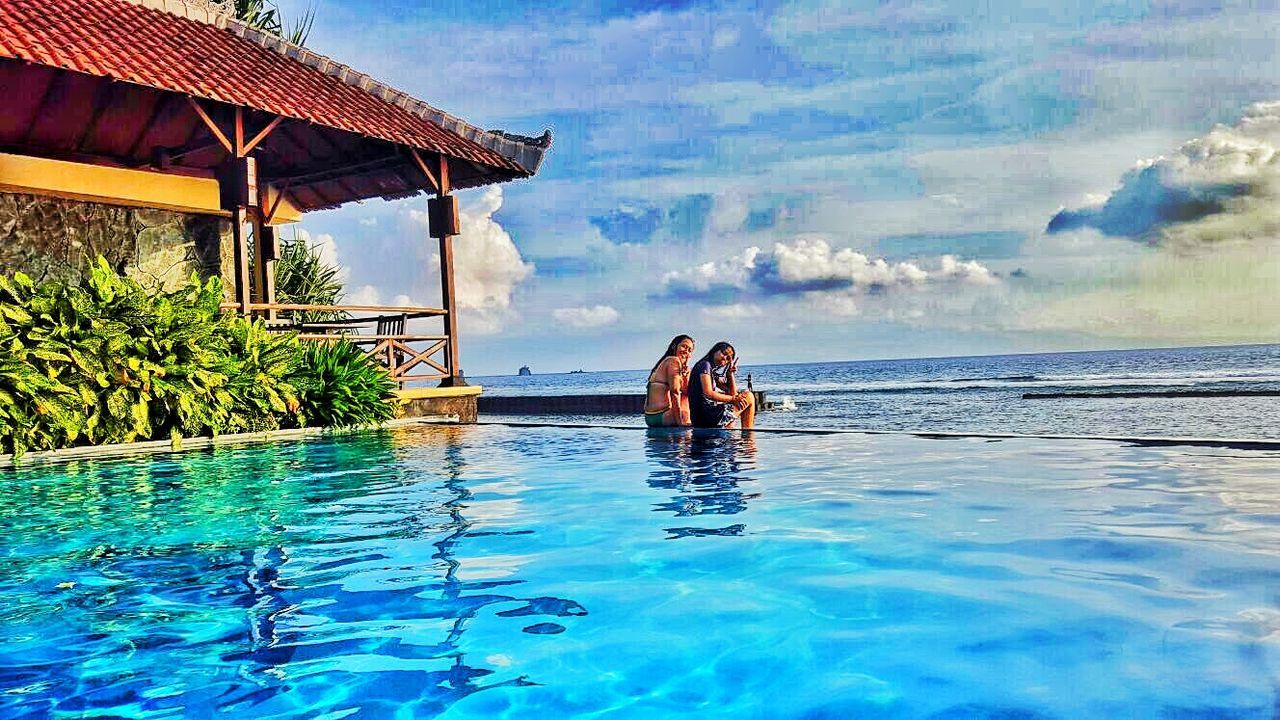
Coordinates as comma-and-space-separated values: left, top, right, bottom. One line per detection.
686, 341, 755, 429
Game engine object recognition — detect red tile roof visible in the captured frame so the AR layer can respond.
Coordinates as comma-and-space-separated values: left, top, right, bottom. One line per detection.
0, 0, 545, 177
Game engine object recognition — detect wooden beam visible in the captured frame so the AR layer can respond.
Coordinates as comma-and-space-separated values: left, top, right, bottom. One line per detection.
262, 180, 292, 225
242, 115, 284, 155
437, 153, 450, 195
268, 154, 401, 187
250, 213, 267, 307
125, 93, 173, 161
20, 71, 62, 146
186, 98, 233, 154
234, 107, 245, 156
73, 80, 117, 153
166, 140, 227, 164
409, 148, 439, 193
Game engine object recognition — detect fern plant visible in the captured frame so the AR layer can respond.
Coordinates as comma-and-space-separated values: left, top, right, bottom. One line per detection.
290, 340, 397, 428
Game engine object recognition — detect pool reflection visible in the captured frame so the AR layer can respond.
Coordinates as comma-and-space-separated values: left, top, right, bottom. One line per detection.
0, 429, 587, 718
644, 429, 760, 539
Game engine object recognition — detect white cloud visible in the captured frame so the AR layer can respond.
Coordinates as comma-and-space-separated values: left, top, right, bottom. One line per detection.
662, 237, 999, 305
711, 25, 740, 50
661, 246, 761, 296
1012, 103, 1280, 342
346, 284, 381, 305
658, 236, 1003, 329
411, 187, 534, 334
701, 303, 763, 321
552, 305, 621, 329
1050, 101, 1280, 252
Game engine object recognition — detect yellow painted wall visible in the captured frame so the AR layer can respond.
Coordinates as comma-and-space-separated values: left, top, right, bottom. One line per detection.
0, 153, 300, 225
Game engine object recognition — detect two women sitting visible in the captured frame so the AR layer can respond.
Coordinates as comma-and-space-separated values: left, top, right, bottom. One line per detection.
644, 336, 755, 429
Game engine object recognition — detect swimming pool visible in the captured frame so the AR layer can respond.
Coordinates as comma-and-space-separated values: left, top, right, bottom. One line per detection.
4, 424, 1280, 718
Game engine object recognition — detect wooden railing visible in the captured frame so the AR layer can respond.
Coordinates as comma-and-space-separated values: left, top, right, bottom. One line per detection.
220, 303, 454, 387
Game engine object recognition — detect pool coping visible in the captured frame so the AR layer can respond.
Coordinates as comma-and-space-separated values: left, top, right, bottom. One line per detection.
476, 420, 1280, 450
0, 415, 460, 470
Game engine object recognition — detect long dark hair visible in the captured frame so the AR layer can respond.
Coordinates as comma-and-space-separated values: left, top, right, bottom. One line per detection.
650, 334, 695, 375
693, 341, 734, 374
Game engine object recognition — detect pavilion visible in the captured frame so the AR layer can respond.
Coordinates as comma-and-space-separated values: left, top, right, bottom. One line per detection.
0, 0, 550, 419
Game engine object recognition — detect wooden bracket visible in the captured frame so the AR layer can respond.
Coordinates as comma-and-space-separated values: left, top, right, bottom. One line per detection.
242, 115, 284, 155
186, 98, 233, 154
409, 148, 439, 193
262, 179, 293, 225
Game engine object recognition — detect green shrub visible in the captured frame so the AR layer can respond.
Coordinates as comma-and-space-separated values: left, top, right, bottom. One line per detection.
290, 340, 397, 428
0, 258, 397, 458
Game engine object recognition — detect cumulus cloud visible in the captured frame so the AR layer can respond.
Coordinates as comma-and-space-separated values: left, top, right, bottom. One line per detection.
346, 284, 381, 306
552, 305, 621, 329
411, 187, 534, 334
1048, 101, 1280, 251
661, 236, 998, 301
1018, 102, 1280, 342
661, 246, 761, 301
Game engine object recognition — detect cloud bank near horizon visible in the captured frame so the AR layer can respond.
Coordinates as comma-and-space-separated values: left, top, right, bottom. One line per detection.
1022, 102, 1280, 342
1048, 102, 1280, 252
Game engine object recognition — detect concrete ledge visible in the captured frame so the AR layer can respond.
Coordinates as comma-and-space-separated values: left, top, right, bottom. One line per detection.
398, 386, 481, 423
0, 416, 458, 471
397, 385, 483, 400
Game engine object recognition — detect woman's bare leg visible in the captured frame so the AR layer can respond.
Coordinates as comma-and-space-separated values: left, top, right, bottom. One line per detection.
663, 405, 683, 426
739, 391, 756, 429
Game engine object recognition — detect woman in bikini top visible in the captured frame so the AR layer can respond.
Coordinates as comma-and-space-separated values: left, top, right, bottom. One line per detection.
644, 335, 694, 427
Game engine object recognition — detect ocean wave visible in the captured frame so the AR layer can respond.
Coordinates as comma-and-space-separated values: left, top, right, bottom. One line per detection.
772, 375, 1280, 395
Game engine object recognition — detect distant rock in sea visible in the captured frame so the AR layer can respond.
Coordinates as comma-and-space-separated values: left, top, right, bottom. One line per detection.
518, 365, 531, 376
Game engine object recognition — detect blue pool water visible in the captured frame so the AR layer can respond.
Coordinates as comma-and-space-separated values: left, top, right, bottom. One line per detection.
4, 424, 1280, 718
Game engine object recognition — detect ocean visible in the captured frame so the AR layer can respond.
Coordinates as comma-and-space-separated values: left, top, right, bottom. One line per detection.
473, 344, 1280, 440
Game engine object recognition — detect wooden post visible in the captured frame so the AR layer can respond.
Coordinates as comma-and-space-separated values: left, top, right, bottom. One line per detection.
435, 154, 466, 387
250, 213, 268, 305
193, 101, 284, 319
260, 224, 277, 321
232, 208, 251, 314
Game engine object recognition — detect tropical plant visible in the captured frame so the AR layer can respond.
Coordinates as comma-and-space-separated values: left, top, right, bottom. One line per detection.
273, 232, 346, 322
289, 340, 397, 428
231, 0, 315, 45
0, 259, 397, 458
219, 315, 303, 433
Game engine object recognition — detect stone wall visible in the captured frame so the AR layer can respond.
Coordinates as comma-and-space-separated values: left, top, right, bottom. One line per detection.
0, 192, 234, 294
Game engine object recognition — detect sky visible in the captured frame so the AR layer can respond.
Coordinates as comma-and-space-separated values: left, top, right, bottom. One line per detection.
276, 0, 1280, 375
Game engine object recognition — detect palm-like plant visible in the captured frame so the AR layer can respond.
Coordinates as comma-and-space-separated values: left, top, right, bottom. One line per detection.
273, 232, 347, 322
232, 0, 314, 45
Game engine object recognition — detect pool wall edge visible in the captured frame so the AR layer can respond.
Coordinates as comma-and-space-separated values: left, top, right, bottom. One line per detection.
0, 415, 460, 470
